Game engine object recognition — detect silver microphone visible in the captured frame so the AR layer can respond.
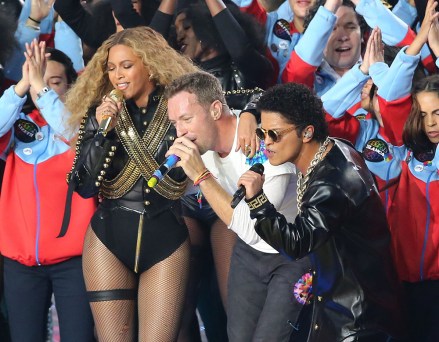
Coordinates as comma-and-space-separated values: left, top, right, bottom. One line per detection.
96, 89, 123, 137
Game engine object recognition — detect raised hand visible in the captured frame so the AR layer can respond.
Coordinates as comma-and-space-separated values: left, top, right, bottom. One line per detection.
29, 0, 56, 22
14, 59, 32, 98
368, 27, 384, 66
24, 39, 47, 92
236, 112, 259, 158
428, 1, 439, 56
407, 0, 439, 55
360, 29, 373, 74
324, 0, 343, 13
95, 94, 122, 133
360, 27, 383, 74
237, 169, 265, 200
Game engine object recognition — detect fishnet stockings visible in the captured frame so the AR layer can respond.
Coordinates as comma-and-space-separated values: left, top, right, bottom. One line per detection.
209, 219, 236, 308
83, 226, 190, 342
177, 217, 236, 342
138, 239, 190, 342
83, 227, 136, 342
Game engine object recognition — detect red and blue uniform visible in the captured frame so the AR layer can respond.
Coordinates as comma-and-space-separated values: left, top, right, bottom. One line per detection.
0, 85, 96, 266
232, 0, 302, 81
282, 0, 430, 95
322, 47, 426, 208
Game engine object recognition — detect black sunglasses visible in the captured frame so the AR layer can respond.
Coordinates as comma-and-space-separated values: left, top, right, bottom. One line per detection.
255, 126, 296, 142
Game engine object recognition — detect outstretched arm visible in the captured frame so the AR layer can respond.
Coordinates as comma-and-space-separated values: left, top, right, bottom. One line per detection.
281, 0, 341, 86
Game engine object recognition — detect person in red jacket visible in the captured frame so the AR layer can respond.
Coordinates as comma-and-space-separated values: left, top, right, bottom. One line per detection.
0, 41, 96, 342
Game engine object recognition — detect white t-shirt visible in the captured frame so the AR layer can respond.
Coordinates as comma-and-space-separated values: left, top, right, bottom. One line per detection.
200, 118, 298, 253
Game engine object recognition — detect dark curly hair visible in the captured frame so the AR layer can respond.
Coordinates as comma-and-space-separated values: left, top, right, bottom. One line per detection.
184, 2, 266, 56
257, 83, 329, 143
403, 74, 439, 156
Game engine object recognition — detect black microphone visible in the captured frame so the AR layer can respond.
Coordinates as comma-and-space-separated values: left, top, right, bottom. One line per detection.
96, 89, 123, 137
147, 154, 180, 188
230, 163, 264, 209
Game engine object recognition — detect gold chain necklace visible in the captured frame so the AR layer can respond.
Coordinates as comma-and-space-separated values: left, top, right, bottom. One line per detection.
296, 137, 331, 213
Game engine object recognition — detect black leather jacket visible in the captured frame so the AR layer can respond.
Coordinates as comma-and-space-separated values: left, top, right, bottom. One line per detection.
249, 139, 406, 341
200, 54, 260, 94
71, 92, 186, 217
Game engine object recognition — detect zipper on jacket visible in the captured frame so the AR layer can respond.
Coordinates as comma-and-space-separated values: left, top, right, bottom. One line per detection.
34, 126, 51, 265
134, 213, 144, 273
420, 172, 434, 280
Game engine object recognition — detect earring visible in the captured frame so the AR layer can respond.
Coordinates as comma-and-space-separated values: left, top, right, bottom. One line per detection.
304, 131, 312, 138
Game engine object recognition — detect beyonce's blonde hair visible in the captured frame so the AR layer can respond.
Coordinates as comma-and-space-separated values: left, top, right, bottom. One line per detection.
65, 26, 198, 131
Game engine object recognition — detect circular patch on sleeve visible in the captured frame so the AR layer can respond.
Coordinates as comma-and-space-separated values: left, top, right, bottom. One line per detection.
14, 119, 38, 143
273, 19, 292, 41
362, 138, 392, 162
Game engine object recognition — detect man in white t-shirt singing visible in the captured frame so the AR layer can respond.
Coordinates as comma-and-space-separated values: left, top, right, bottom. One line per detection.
164, 71, 310, 342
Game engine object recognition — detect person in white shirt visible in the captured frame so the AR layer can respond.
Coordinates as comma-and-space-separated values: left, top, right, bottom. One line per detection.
164, 71, 310, 342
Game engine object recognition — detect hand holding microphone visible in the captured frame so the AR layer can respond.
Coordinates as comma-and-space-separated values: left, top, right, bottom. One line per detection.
148, 137, 200, 188
231, 163, 264, 208
96, 89, 123, 137
147, 154, 180, 188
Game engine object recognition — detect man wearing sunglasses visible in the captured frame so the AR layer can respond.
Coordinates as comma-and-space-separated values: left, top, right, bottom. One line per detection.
164, 71, 310, 342
238, 82, 407, 341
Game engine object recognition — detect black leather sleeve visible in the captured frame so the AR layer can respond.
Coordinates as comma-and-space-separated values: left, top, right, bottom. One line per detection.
54, 0, 115, 49
233, 88, 263, 122
212, 9, 274, 89
70, 113, 120, 198
251, 182, 348, 260
110, 0, 146, 28
149, 11, 174, 38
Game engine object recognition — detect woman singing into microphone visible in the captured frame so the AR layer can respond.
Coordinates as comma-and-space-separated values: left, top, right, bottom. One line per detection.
64, 26, 198, 341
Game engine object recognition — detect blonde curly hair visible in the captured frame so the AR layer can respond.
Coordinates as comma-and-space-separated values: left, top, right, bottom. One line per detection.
65, 26, 198, 132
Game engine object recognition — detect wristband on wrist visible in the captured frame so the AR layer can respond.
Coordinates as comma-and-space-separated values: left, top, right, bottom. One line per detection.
193, 169, 214, 209
28, 16, 41, 24
37, 86, 50, 99
246, 190, 268, 210
193, 169, 213, 186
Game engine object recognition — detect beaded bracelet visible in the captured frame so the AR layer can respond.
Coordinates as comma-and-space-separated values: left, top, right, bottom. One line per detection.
28, 16, 41, 24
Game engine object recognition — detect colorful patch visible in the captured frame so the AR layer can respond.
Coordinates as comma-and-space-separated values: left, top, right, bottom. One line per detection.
362, 139, 392, 162
355, 114, 367, 121
14, 119, 38, 143
246, 140, 268, 166
273, 19, 291, 42
294, 272, 313, 305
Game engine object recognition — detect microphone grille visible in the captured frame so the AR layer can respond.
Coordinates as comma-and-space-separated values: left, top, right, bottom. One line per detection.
108, 89, 123, 102
249, 163, 264, 175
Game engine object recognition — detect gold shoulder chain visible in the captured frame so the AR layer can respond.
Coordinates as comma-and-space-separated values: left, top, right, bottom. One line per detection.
66, 114, 88, 184
101, 95, 187, 200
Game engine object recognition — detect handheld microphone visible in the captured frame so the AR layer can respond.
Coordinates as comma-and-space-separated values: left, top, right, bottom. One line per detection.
230, 163, 264, 209
96, 89, 123, 137
147, 154, 181, 188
